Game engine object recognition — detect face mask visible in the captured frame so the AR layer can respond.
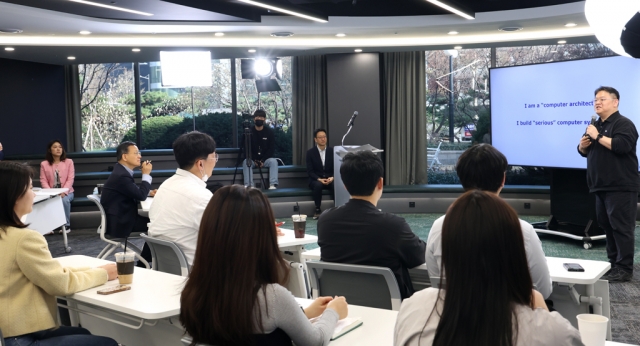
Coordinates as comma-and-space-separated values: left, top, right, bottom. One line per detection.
200, 164, 209, 182
255, 120, 264, 126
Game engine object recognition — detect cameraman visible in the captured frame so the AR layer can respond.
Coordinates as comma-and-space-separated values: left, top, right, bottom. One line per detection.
243, 109, 278, 189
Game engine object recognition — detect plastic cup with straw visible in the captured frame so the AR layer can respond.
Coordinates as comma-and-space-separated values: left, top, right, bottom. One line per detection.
115, 237, 135, 284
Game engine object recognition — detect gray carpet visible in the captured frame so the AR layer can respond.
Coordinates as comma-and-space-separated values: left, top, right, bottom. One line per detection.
47, 214, 640, 344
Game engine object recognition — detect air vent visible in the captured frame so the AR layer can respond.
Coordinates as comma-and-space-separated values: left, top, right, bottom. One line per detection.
499, 26, 523, 32
0, 29, 23, 34
271, 32, 294, 37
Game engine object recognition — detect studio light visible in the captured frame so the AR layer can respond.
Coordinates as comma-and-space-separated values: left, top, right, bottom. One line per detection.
255, 59, 274, 77
240, 58, 282, 92
585, 0, 640, 58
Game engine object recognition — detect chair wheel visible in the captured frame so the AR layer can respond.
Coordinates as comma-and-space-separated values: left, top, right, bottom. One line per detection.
65, 247, 72, 253
583, 242, 592, 250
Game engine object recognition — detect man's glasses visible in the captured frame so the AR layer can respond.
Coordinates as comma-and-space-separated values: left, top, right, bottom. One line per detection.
205, 153, 219, 163
594, 98, 616, 103
316, 136, 327, 139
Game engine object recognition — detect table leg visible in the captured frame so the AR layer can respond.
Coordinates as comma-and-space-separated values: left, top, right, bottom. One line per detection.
61, 225, 71, 253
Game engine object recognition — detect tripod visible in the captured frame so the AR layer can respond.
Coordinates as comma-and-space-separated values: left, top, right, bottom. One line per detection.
232, 119, 267, 189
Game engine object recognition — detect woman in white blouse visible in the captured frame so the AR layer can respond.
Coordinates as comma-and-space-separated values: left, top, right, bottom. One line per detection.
394, 190, 583, 346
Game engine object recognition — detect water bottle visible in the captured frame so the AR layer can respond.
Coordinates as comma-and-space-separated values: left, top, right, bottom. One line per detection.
93, 187, 98, 195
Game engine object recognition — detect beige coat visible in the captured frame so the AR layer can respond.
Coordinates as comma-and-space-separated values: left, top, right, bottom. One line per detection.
0, 227, 107, 338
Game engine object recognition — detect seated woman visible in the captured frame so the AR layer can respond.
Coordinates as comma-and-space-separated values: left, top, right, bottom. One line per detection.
181, 185, 348, 346
0, 161, 119, 346
40, 140, 75, 233
394, 190, 582, 346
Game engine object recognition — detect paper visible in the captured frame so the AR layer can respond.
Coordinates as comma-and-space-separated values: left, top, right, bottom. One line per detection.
311, 316, 363, 340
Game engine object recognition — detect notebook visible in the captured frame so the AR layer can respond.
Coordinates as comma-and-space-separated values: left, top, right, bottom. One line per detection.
311, 316, 363, 341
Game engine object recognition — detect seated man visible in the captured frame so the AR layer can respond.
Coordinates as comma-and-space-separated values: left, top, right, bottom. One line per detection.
425, 143, 553, 299
243, 109, 278, 189
317, 151, 426, 299
101, 141, 155, 240
306, 128, 334, 219
148, 131, 217, 265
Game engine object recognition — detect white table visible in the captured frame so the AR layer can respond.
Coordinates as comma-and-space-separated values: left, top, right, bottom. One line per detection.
25, 188, 71, 253
56, 255, 184, 346
140, 196, 153, 212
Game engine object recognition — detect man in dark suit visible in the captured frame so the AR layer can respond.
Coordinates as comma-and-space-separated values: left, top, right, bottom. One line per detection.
101, 141, 156, 240
306, 129, 334, 219
317, 151, 426, 299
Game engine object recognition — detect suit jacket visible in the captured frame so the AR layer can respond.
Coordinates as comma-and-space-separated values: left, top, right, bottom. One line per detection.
100, 163, 151, 238
306, 146, 334, 184
317, 199, 426, 299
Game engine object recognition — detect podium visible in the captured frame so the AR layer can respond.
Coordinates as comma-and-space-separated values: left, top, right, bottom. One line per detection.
333, 145, 384, 207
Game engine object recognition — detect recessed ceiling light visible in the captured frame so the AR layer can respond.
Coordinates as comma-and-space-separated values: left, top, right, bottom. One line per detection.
558, 40, 567, 44
214, 32, 225, 37
336, 33, 346, 37
248, 49, 256, 53
354, 49, 363, 53
564, 23, 577, 27
271, 32, 294, 37
67, 56, 76, 60
454, 46, 462, 49
79, 30, 91, 35
499, 26, 523, 32
425, 0, 474, 20
237, 0, 327, 22
0, 28, 23, 34
132, 48, 141, 52
5, 47, 15, 51
448, 31, 459, 35
68, 0, 153, 16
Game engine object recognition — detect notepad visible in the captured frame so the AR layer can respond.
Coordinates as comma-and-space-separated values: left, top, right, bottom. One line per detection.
310, 316, 363, 340
331, 317, 363, 340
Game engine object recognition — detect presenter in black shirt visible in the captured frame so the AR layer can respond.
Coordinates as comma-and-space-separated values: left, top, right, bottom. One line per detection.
243, 109, 279, 189
578, 86, 639, 282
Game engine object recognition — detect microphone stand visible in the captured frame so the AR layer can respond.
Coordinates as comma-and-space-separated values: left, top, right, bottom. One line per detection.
341, 111, 358, 147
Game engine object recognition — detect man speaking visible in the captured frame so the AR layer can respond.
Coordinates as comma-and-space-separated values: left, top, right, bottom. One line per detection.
578, 86, 639, 283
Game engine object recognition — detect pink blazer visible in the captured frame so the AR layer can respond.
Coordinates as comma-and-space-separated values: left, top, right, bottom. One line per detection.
40, 159, 75, 193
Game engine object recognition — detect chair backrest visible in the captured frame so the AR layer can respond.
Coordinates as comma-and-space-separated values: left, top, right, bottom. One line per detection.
1, 326, 5, 346
86, 194, 107, 236
140, 234, 190, 276
429, 276, 446, 289
306, 261, 401, 311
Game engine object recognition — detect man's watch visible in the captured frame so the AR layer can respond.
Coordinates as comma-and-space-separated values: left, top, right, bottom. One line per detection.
596, 133, 603, 142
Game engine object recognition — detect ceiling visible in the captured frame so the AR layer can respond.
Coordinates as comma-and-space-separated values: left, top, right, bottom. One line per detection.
0, 0, 597, 65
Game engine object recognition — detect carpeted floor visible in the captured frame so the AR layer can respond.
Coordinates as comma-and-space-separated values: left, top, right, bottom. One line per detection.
47, 213, 640, 344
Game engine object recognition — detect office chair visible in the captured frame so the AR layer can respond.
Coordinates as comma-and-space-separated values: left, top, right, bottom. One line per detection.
306, 261, 402, 311
429, 276, 446, 289
139, 234, 190, 276
0, 327, 5, 346
86, 195, 149, 268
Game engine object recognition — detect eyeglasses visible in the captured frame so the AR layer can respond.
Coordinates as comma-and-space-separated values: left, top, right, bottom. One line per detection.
316, 136, 327, 139
594, 98, 616, 103
129, 151, 141, 156
205, 153, 219, 163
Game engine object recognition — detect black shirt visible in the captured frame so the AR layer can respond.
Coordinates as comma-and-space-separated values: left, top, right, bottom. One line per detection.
578, 111, 640, 192
317, 199, 426, 299
250, 126, 275, 162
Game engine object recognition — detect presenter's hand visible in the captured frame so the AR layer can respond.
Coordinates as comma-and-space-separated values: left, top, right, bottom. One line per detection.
98, 264, 118, 281
304, 296, 333, 319
579, 136, 592, 152
327, 296, 348, 320
141, 160, 153, 175
585, 125, 599, 140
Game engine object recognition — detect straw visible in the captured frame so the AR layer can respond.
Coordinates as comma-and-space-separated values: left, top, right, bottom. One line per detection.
122, 237, 128, 262
296, 202, 301, 217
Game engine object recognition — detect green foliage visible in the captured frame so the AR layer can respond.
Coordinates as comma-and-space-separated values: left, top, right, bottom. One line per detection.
438, 142, 472, 151
427, 169, 460, 185
472, 111, 490, 143
121, 113, 294, 165
428, 166, 550, 185
124, 91, 190, 119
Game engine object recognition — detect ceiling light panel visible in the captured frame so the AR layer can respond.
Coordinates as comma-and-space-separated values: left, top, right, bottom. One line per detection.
425, 0, 474, 20
68, 0, 153, 16
237, 0, 327, 23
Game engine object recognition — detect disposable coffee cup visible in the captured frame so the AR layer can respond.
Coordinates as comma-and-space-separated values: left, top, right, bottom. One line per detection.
97, 184, 104, 195
577, 314, 608, 346
115, 251, 135, 285
292, 214, 307, 238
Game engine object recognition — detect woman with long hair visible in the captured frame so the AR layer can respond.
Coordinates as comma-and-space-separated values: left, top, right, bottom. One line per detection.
40, 139, 75, 233
394, 190, 582, 346
0, 161, 119, 346
181, 185, 348, 346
